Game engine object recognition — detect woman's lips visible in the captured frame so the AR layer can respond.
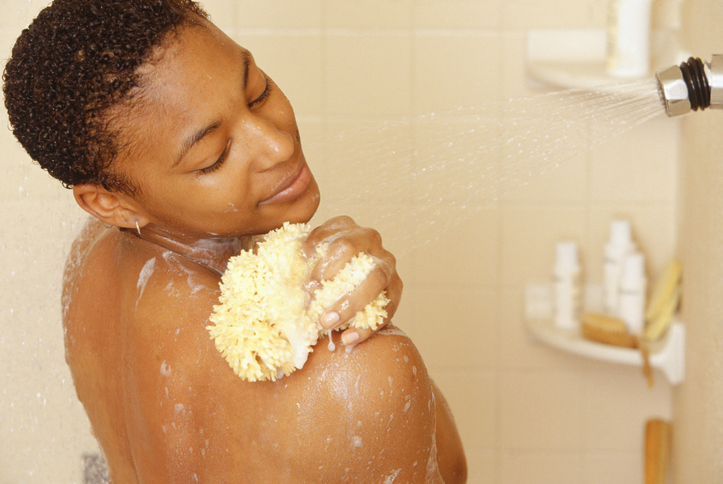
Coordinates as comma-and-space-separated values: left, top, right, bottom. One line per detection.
259, 162, 312, 205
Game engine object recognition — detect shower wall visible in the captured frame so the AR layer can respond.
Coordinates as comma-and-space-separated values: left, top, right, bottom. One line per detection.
1, 1, 101, 482
673, 0, 723, 482
0, 0, 679, 483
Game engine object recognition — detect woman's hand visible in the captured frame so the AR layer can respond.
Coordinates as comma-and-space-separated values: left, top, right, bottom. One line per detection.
303, 216, 402, 346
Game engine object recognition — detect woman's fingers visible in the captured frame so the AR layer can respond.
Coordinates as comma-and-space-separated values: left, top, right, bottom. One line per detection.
303, 216, 403, 345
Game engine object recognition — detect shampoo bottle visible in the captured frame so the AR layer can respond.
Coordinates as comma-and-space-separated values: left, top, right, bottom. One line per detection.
603, 220, 636, 314
618, 252, 647, 334
553, 241, 581, 330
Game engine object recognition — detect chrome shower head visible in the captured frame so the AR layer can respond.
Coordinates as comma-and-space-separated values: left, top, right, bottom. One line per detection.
656, 55, 723, 117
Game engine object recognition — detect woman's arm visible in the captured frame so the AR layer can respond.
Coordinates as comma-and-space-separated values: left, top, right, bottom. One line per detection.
432, 380, 468, 483
255, 327, 465, 483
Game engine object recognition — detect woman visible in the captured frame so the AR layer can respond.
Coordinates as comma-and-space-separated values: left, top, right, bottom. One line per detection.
3, 0, 466, 482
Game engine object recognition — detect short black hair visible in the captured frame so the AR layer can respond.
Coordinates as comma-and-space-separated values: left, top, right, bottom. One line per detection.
3, 0, 208, 192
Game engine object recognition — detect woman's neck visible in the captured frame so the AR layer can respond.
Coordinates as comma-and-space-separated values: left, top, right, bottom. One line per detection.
126, 224, 256, 275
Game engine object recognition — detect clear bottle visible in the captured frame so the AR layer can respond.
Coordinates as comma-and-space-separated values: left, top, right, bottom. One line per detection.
603, 220, 637, 314
618, 252, 647, 334
553, 241, 582, 330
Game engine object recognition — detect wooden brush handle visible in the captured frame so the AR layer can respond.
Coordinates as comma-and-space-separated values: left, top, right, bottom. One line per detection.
645, 419, 670, 484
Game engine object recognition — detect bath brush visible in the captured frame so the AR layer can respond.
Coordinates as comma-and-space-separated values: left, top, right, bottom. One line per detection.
645, 419, 670, 484
207, 222, 389, 382
644, 286, 680, 342
581, 312, 653, 386
644, 260, 681, 341
581, 312, 638, 348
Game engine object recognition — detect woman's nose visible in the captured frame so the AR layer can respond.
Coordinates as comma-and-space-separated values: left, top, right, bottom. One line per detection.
244, 115, 295, 168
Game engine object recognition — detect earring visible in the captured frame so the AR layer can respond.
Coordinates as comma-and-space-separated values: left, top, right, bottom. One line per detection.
135, 220, 141, 236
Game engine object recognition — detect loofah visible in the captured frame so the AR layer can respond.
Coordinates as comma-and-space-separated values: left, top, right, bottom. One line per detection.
207, 222, 389, 382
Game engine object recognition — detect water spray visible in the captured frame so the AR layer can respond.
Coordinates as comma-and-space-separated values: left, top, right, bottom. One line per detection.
656, 55, 723, 117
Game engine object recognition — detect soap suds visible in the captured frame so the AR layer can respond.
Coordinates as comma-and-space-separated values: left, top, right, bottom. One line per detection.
384, 469, 401, 483
161, 251, 207, 295
135, 257, 156, 308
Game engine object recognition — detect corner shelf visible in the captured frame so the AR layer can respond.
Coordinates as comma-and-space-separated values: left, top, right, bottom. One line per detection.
525, 28, 650, 90
527, 61, 622, 90
524, 283, 685, 385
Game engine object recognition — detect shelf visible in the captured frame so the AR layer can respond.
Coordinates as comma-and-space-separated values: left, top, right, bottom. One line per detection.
527, 61, 623, 90
524, 283, 685, 385
525, 28, 650, 90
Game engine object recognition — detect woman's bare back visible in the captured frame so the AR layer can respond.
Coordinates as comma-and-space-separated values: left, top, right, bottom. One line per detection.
62, 219, 466, 483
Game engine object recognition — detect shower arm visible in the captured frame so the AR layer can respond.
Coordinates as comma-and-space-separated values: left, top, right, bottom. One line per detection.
656, 55, 723, 117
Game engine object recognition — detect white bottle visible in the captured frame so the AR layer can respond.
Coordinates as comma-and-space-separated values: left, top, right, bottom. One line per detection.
606, 0, 654, 78
553, 241, 581, 330
618, 252, 647, 334
603, 220, 636, 314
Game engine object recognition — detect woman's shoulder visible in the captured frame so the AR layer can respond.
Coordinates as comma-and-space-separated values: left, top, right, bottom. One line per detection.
64, 217, 223, 340
264, 327, 442, 482
306, 325, 429, 388
306, 326, 435, 427
121, 244, 224, 357
64, 217, 117, 279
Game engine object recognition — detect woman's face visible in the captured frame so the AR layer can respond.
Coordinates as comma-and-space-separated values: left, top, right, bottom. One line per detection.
113, 18, 320, 239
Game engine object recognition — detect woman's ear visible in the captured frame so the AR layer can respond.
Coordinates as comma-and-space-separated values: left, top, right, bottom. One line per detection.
73, 184, 148, 230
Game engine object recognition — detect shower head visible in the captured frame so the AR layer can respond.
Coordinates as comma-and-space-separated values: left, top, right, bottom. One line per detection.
656, 55, 723, 117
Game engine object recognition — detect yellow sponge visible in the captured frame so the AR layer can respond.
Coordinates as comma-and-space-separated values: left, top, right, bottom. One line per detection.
207, 222, 389, 382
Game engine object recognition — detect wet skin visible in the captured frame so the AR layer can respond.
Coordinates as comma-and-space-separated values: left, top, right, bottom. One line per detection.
63, 17, 466, 483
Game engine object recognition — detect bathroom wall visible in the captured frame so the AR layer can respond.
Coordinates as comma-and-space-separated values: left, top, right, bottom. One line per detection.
673, 0, 723, 482
0, 0, 678, 482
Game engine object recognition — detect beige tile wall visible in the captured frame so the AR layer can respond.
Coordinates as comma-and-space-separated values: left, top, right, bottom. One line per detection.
1, 0, 681, 482
1, 2, 101, 482
672, 0, 723, 482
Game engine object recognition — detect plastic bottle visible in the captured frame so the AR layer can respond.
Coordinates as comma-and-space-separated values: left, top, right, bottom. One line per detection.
603, 220, 636, 314
618, 252, 647, 334
606, 0, 654, 78
553, 241, 582, 330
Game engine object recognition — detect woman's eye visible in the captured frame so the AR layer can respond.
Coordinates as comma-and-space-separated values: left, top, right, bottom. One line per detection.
249, 80, 271, 108
199, 141, 231, 175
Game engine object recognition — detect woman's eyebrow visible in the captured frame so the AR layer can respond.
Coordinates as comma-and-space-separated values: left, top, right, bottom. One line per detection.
174, 121, 222, 167
241, 50, 251, 92
172, 51, 253, 167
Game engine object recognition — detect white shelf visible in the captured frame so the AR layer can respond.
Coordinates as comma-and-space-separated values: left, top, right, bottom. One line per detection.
525, 29, 650, 90
527, 61, 625, 90
524, 284, 685, 385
